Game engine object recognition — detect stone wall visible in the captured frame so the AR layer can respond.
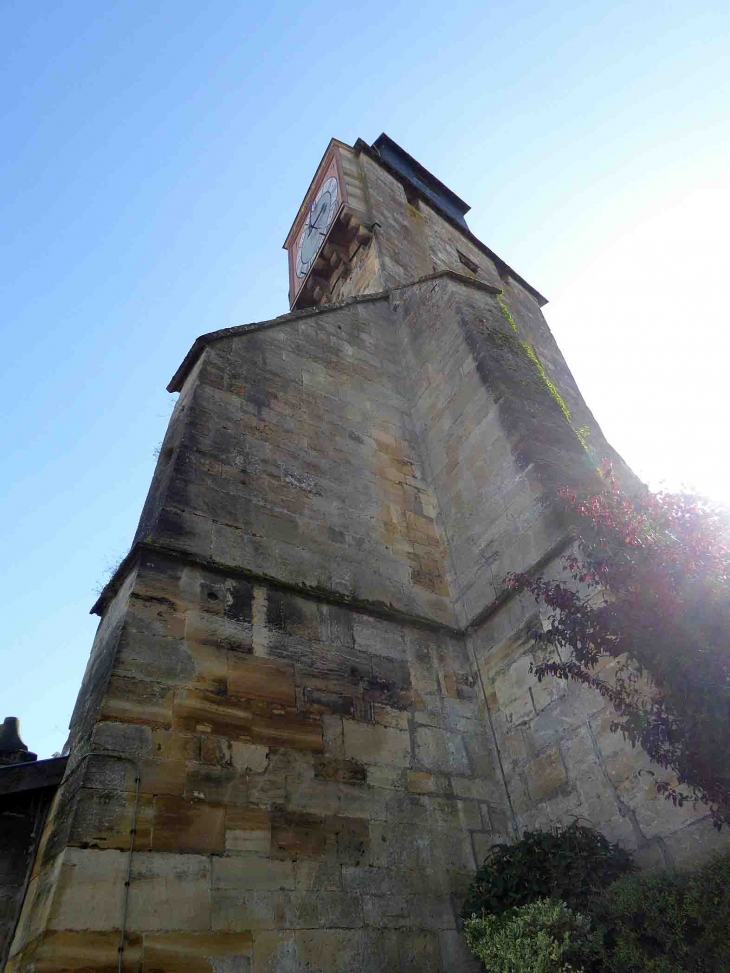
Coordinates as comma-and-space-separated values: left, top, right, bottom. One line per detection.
357, 152, 503, 295
8, 142, 730, 971
393, 275, 595, 626
142, 295, 456, 626
470, 569, 730, 870
7, 545, 508, 972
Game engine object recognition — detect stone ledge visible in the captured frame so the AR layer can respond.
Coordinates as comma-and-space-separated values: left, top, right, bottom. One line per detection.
166, 270, 502, 394
89, 527, 572, 648
167, 290, 391, 393
89, 540, 463, 634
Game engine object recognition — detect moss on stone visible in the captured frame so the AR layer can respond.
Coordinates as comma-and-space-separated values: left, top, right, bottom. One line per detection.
497, 294, 587, 450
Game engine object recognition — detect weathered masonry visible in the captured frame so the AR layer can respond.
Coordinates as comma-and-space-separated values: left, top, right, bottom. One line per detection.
5, 134, 727, 972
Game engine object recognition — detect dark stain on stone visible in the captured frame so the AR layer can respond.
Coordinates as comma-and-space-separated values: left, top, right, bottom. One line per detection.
266, 588, 307, 634
225, 578, 254, 624
303, 689, 355, 717
130, 593, 177, 611
313, 756, 367, 785
245, 388, 271, 413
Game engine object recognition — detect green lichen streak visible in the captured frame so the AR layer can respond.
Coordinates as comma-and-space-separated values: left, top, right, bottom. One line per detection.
497, 294, 587, 450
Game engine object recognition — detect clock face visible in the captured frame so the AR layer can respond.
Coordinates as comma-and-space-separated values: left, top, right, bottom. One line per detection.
295, 175, 340, 279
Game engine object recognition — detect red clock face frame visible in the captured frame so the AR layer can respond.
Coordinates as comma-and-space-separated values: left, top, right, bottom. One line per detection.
287, 147, 347, 305
295, 175, 340, 280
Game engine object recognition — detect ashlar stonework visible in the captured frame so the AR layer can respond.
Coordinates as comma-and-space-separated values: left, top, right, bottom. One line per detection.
5, 134, 728, 973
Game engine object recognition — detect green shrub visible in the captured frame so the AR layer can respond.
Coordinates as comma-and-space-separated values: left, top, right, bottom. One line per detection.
592, 852, 730, 972
462, 822, 633, 918
684, 852, 730, 966
464, 898, 602, 973
593, 871, 693, 972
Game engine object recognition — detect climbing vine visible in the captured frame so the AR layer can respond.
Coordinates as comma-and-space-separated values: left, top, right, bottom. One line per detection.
506, 465, 730, 827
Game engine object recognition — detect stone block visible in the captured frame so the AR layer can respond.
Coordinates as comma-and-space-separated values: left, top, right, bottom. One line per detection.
398, 930, 440, 972
212, 890, 363, 932
226, 806, 271, 855
18, 930, 142, 973
524, 746, 568, 803
184, 639, 231, 694
127, 852, 212, 931
293, 861, 342, 891
352, 615, 407, 659
462, 729, 496, 779
286, 777, 341, 817
341, 865, 414, 897
362, 893, 408, 928
47, 849, 127, 932
265, 587, 320, 640
115, 632, 197, 688
450, 776, 501, 803
409, 894, 456, 931
372, 704, 409, 730
472, 830, 498, 866
368, 822, 424, 871
185, 609, 253, 657
270, 808, 334, 862
559, 729, 605, 803
91, 721, 152, 757
185, 764, 248, 806
13, 853, 64, 950
414, 726, 469, 775
141, 932, 253, 973
149, 795, 225, 854
633, 792, 707, 841
529, 685, 603, 750
150, 728, 197, 763
198, 733, 233, 768
247, 765, 286, 807
342, 719, 411, 768
139, 756, 187, 797
212, 857, 295, 891
425, 796, 481, 831
529, 665, 565, 712
173, 688, 323, 752
231, 742, 270, 773
406, 771, 443, 795
368, 764, 407, 790
338, 783, 389, 822
663, 817, 730, 869
67, 787, 154, 853
439, 929, 482, 973
250, 929, 400, 973
101, 675, 174, 726
313, 756, 367, 786
229, 654, 296, 706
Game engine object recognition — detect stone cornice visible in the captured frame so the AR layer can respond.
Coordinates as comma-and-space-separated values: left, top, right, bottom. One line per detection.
167, 270, 501, 394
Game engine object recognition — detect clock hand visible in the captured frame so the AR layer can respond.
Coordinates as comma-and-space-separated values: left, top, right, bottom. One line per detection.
307, 201, 317, 233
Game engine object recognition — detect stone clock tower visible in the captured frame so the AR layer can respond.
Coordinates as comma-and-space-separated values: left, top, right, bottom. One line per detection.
5, 135, 719, 973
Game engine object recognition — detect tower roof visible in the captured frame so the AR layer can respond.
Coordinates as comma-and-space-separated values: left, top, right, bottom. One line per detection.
370, 133, 471, 228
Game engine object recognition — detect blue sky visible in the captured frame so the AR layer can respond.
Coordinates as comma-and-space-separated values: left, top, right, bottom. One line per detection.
2, 0, 729, 758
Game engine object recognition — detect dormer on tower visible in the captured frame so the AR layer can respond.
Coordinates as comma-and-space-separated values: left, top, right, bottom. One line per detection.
283, 133, 545, 310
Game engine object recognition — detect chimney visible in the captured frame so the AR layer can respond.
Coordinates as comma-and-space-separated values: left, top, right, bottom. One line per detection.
0, 717, 37, 766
